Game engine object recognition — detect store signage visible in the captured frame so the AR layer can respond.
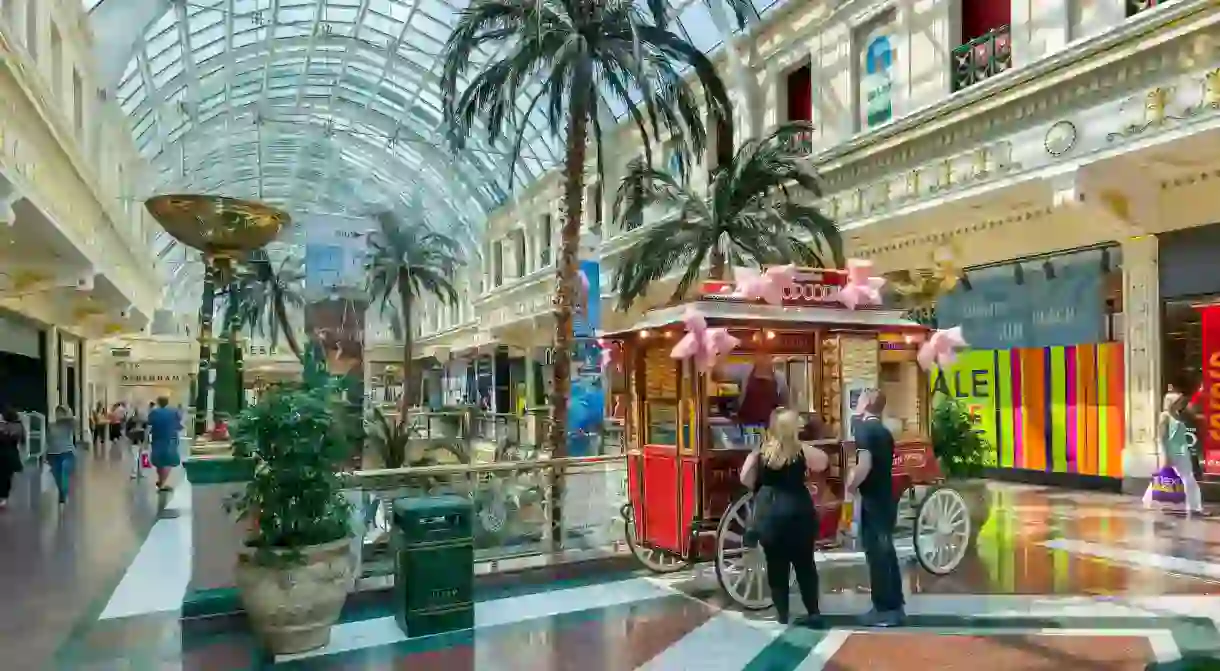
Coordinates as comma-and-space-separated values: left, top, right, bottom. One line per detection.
699, 268, 848, 306
1198, 305, 1220, 476
119, 363, 187, 386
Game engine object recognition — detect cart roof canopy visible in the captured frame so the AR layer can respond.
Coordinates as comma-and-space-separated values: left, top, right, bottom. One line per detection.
602, 300, 929, 337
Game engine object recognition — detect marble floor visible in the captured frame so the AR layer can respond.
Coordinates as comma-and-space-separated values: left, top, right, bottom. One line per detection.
18, 462, 1220, 669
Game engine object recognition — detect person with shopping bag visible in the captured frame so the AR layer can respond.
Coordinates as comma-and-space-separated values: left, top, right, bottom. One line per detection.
1147, 390, 1205, 516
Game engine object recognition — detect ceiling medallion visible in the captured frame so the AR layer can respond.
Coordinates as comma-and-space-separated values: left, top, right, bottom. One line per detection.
1044, 120, 1078, 157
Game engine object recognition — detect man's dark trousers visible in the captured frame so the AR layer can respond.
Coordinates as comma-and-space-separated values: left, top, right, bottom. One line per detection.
860, 495, 904, 612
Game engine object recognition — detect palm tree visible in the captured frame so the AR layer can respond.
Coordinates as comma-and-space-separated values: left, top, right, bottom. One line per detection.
440, 0, 733, 456
235, 251, 307, 361
612, 122, 844, 309
364, 211, 463, 410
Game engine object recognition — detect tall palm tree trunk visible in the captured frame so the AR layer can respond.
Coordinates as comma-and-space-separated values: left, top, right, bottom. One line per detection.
549, 80, 592, 552
273, 290, 303, 361
193, 263, 217, 437
213, 284, 242, 423
397, 274, 415, 412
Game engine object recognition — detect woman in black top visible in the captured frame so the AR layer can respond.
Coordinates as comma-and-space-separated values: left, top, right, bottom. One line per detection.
740, 408, 829, 626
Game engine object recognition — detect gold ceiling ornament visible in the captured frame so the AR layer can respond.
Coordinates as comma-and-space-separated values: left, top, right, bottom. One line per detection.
104, 323, 126, 335
144, 194, 289, 279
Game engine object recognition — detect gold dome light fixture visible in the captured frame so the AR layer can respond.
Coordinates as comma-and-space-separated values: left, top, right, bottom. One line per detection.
144, 194, 290, 281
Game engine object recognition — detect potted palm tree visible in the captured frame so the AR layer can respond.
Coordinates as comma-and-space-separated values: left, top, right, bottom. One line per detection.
227, 346, 355, 654
440, 0, 733, 457
612, 122, 844, 308
930, 396, 992, 547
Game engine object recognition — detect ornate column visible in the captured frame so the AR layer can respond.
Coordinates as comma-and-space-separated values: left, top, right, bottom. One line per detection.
1121, 235, 1161, 494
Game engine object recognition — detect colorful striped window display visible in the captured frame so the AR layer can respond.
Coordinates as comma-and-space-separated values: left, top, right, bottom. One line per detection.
929, 343, 1125, 478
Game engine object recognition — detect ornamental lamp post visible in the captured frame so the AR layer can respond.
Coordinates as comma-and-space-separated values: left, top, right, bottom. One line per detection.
144, 195, 290, 440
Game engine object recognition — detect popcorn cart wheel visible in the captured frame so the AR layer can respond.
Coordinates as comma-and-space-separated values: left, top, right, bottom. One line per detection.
621, 503, 691, 574
911, 485, 972, 575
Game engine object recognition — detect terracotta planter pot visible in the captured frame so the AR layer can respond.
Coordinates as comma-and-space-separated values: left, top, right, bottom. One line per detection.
235, 538, 355, 654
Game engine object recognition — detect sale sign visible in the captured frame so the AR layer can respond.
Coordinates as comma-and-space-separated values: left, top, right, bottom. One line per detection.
1200, 305, 1220, 476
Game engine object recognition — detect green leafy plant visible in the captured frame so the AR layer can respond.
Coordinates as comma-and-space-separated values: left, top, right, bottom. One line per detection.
930, 397, 991, 479
227, 346, 354, 567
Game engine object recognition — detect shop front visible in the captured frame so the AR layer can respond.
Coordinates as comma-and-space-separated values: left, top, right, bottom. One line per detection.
116, 361, 192, 409
932, 246, 1124, 489
1160, 224, 1220, 479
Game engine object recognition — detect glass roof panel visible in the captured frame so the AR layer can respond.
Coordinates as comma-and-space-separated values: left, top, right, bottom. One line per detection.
87, 0, 793, 308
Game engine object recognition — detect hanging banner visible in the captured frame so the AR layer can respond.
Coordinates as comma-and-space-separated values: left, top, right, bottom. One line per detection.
304, 297, 367, 406
569, 260, 604, 456
936, 258, 1106, 350
1199, 305, 1220, 476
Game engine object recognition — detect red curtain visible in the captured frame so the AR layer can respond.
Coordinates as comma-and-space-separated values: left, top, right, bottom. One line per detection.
786, 63, 812, 122
1200, 305, 1220, 476
962, 0, 1011, 43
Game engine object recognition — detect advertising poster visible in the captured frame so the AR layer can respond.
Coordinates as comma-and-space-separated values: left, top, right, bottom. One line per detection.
303, 298, 368, 405
861, 33, 895, 128
1199, 305, 1220, 475
569, 259, 604, 456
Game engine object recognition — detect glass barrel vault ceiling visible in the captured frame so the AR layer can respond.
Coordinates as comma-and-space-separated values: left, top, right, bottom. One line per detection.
87, 0, 791, 310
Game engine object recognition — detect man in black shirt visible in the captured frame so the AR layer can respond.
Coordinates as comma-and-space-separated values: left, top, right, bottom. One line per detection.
845, 390, 905, 626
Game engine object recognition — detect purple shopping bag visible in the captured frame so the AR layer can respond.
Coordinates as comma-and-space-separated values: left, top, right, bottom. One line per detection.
1150, 466, 1185, 504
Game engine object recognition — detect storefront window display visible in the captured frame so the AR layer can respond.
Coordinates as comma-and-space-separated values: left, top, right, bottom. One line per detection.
924, 247, 1125, 485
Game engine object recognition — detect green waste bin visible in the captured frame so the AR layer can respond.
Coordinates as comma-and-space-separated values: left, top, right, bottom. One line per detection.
392, 495, 475, 637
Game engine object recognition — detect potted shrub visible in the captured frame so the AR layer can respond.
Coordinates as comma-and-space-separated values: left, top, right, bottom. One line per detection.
930, 396, 992, 547
227, 352, 355, 654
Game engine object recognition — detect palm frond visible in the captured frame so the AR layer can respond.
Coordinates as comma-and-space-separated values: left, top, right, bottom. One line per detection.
612, 120, 842, 308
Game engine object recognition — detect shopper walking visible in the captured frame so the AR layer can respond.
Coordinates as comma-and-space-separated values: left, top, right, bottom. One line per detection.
46, 406, 77, 507
90, 403, 106, 453
127, 404, 149, 479
147, 396, 182, 492
0, 408, 24, 509
1161, 390, 1205, 516
739, 408, 829, 626
846, 390, 906, 627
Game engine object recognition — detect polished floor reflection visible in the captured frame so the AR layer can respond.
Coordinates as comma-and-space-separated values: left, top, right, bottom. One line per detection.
29, 480, 1220, 668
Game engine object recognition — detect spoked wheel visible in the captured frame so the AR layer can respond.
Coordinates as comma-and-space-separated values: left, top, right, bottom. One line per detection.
622, 505, 689, 574
715, 493, 788, 610
913, 486, 971, 575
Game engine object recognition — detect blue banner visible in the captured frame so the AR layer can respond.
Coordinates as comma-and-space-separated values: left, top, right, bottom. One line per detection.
569, 259, 603, 456
936, 258, 1106, 350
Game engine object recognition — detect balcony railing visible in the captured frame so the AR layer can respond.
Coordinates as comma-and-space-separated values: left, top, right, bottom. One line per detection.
951, 26, 1012, 93
345, 455, 628, 584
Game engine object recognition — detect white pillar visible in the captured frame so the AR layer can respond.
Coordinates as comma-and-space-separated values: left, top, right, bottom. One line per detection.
1121, 235, 1161, 493
1072, 0, 1127, 42
45, 327, 59, 415
1011, 0, 1070, 66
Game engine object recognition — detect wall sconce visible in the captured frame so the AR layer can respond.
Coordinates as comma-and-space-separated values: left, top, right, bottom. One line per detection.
1014, 264, 1025, 285
1042, 260, 1056, 279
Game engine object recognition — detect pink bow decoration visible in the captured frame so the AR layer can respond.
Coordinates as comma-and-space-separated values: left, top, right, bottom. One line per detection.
597, 337, 622, 372
732, 265, 799, 305
835, 259, 886, 310
670, 307, 740, 371
917, 326, 968, 370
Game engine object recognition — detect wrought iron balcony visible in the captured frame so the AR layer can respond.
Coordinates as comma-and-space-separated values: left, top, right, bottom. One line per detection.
951, 26, 1013, 93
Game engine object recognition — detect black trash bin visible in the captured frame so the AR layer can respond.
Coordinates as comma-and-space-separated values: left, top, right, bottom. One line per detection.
391, 495, 475, 637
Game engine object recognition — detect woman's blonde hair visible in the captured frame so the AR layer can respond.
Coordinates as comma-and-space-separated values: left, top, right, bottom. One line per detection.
760, 408, 802, 468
